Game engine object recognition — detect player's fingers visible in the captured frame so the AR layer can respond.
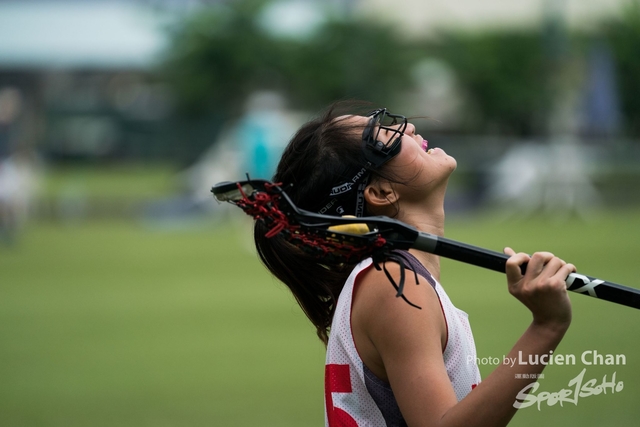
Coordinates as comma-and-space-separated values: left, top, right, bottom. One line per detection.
525, 252, 555, 278
539, 256, 565, 279
505, 251, 530, 285
552, 263, 577, 283
503, 247, 516, 257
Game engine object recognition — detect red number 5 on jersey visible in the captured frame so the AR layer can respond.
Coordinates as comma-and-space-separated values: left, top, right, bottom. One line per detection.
325, 364, 358, 427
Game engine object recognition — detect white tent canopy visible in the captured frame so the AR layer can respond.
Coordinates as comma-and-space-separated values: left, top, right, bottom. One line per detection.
0, 1, 170, 70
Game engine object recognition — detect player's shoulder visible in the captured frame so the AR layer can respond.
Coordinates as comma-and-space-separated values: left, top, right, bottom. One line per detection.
354, 260, 440, 316
352, 259, 447, 357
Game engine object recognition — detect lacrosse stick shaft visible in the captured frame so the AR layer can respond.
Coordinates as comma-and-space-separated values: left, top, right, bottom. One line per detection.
415, 232, 640, 310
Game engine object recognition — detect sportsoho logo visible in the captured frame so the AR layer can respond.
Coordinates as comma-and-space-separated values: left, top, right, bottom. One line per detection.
513, 368, 624, 410
468, 350, 626, 410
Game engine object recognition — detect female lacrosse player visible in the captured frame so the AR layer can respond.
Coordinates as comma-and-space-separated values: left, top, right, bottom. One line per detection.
254, 104, 575, 427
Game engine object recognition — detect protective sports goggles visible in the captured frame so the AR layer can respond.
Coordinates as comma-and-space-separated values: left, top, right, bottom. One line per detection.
361, 108, 407, 169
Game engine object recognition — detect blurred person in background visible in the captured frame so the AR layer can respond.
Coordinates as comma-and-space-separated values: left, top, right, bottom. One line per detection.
0, 87, 38, 245
253, 103, 576, 427
237, 91, 292, 180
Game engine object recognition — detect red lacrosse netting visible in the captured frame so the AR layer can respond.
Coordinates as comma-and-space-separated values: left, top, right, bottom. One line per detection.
234, 182, 388, 263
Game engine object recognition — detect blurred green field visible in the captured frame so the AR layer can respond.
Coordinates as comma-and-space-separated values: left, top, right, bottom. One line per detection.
1, 209, 639, 426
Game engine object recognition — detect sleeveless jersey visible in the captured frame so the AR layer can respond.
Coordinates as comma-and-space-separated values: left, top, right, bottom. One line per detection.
324, 252, 481, 427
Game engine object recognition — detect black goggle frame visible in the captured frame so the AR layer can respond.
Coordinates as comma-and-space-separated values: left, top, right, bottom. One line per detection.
362, 108, 408, 169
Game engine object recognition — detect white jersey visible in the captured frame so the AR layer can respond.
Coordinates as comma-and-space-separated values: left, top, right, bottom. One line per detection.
325, 253, 481, 427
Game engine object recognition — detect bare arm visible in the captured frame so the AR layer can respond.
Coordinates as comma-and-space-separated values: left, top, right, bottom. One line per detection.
352, 250, 575, 427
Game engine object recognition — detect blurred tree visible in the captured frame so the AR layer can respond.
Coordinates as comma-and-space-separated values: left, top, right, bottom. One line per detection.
430, 31, 548, 136
156, 0, 640, 165
162, 0, 422, 117
162, 0, 280, 117
286, 20, 422, 110
602, 0, 640, 137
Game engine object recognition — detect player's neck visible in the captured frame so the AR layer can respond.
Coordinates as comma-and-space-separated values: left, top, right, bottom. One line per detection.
398, 200, 446, 234
399, 206, 446, 282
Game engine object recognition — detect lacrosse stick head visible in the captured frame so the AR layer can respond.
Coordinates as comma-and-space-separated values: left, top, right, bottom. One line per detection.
211, 179, 391, 264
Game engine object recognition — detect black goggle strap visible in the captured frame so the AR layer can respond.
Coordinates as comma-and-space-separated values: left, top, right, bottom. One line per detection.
372, 250, 422, 309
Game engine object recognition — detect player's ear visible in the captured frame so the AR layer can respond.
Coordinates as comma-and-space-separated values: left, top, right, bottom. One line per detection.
364, 180, 398, 212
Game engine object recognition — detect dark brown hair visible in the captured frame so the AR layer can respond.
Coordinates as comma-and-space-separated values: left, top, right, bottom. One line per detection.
254, 102, 399, 344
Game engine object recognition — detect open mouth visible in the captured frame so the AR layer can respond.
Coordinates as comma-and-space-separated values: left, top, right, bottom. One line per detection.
422, 139, 428, 151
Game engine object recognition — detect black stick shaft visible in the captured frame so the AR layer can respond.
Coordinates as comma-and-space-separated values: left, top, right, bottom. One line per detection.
414, 232, 640, 310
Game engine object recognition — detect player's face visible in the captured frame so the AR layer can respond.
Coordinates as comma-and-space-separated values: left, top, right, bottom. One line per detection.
350, 114, 457, 195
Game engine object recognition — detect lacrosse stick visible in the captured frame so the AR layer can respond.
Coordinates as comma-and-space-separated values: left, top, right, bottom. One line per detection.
212, 179, 640, 310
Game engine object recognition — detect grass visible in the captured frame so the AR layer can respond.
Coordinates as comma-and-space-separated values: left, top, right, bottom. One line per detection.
40, 163, 179, 199
1, 209, 639, 426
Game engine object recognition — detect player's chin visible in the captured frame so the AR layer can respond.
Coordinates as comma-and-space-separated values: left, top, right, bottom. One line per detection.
433, 147, 457, 165
445, 155, 458, 172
